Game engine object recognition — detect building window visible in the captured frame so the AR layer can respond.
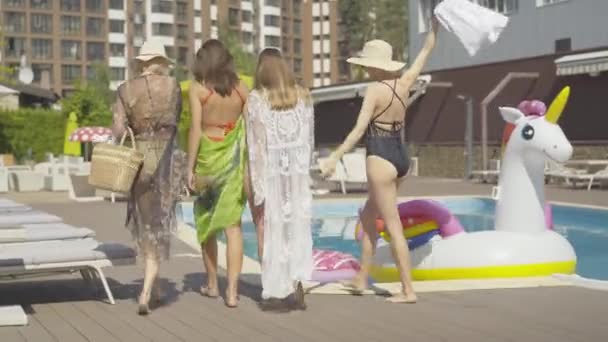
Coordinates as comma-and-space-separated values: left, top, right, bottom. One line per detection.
555, 38, 571, 53
177, 47, 189, 64
31, 14, 52, 34
86, 0, 103, 12
152, 23, 172, 36
293, 38, 301, 55
109, 43, 125, 57
241, 10, 252, 23
61, 40, 81, 60
61, 16, 81, 35
110, 67, 125, 81
242, 32, 253, 44
282, 37, 290, 52
313, 34, 330, 40
282, 21, 290, 34
264, 15, 280, 27
109, 20, 124, 33
86, 42, 105, 61
264, 35, 280, 47
265, 0, 279, 6
165, 46, 174, 59
4, 37, 26, 58
31, 39, 53, 59
151, 0, 172, 13
86, 18, 104, 36
109, 0, 123, 10
177, 25, 188, 41
4, 12, 26, 33
61, 0, 80, 11
3, 0, 25, 8
476, 0, 517, 14
62, 65, 82, 82
294, 58, 302, 73
32, 64, 52, 83
30, 0, 52, 9
293, 20, 301, 35
134, 24, 145, 37
176, 1, 187, 20
229, 8, 240, 26
536, 0, 568, 6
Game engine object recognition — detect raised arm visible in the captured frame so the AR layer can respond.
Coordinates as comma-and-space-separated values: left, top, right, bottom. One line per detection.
244, 92, 267, 206
320, 87, 377, 176
400, 17, 439, 86
187, 82, 203, 189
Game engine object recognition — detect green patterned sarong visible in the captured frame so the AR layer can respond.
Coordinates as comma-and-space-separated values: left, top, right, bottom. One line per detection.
194, 117, 246, 243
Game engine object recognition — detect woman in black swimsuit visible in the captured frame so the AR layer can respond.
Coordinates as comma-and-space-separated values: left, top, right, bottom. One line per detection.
321, 18, 439, 303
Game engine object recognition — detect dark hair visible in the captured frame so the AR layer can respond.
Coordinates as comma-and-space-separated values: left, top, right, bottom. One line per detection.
254, 48, 309, 110
192, 39, 238, 97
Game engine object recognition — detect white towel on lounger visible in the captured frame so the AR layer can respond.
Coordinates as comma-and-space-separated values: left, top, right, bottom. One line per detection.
434, 0, 509, 56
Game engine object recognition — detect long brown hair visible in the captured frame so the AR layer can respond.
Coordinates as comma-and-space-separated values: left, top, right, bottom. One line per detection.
254, 48, 310, 110
192, 39, 238, 96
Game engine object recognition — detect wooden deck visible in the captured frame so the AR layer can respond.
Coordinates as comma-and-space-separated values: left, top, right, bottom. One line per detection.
2, 178, 608, 341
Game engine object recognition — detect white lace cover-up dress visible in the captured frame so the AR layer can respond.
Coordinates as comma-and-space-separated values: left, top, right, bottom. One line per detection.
246, 90, 314, 299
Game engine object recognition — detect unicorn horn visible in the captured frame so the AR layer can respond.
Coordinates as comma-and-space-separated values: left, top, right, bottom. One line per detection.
545, 86, 570, 124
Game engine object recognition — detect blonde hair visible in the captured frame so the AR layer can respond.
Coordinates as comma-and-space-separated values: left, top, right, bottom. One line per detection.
254, 48, 311, 110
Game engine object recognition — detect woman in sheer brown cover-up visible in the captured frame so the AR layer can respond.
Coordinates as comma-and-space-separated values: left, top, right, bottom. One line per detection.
111, 40, 186, 315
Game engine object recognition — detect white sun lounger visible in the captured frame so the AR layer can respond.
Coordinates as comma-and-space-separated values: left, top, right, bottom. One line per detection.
0, 199, 32, 213
0, 238, 136, 304
0, 223, 95, 243
0, 211, 62, 228
318, 152, 368, 194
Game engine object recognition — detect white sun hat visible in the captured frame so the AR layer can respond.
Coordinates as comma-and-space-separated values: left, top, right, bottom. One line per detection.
346, 39, 405, 72
135, 39, 174, 64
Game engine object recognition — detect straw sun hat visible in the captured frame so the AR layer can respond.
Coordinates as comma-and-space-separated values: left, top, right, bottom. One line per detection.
346, 39, 405, 72
134, 39, 174, 65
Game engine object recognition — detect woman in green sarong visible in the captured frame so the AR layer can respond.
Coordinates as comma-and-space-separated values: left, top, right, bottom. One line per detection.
187, 39, 250, 308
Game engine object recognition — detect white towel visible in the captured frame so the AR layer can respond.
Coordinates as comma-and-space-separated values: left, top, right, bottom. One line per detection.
434, 0, 509, 56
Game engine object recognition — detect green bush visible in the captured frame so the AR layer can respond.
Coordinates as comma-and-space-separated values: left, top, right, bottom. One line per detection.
0, 108, 66, 162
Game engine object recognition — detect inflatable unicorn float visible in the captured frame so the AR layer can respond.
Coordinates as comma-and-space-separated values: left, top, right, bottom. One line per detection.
366, 86, 577, 282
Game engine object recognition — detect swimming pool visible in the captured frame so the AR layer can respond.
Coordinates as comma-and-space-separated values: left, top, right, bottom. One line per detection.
177, 197, 608, 280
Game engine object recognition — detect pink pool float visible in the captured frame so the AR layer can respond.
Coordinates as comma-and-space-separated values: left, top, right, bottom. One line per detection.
311, 249, 360, 283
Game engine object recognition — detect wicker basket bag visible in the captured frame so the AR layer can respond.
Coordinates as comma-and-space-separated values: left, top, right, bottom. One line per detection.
88, 127, 144, 194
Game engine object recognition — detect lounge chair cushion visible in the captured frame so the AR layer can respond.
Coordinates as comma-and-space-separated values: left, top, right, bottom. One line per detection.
0, 211, 62, 228
0, 239, 136, 268
0, 199, 32, 213
0, 224, 95, 243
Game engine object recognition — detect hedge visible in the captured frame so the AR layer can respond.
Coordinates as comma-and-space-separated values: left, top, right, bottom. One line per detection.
0, 108, 66, 162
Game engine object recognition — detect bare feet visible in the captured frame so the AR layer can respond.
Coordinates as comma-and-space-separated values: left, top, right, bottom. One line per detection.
386, 292, 417, 304
137, 291, 151, 315
340, 278, 368, 295
224, 287, 239, 308
200, 285, 219, 298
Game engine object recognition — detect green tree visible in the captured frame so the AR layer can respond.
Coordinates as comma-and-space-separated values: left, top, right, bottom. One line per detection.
60, 63, 113, 127
339, 0, 375, 80
0, 29, 15, 84
374, 0, 408, 61
218, 25, 256, 76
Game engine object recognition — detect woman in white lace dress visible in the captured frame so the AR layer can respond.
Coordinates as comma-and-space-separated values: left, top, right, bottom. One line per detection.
246, 48, 314, 309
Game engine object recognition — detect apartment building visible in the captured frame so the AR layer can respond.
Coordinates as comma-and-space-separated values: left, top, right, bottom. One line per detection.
0, 0, 349, 96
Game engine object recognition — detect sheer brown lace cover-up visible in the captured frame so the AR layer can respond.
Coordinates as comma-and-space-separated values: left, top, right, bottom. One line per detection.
112, 73, 186, 260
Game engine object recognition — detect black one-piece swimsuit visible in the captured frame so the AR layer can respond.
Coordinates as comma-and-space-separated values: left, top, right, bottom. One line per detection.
366, 79, 411, 178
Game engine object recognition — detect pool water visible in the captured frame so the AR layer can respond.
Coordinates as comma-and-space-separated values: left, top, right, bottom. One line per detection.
178, 198, 608, 280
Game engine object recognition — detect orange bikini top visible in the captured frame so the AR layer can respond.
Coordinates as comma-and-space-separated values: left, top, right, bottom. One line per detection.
201, 86, 245, 141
